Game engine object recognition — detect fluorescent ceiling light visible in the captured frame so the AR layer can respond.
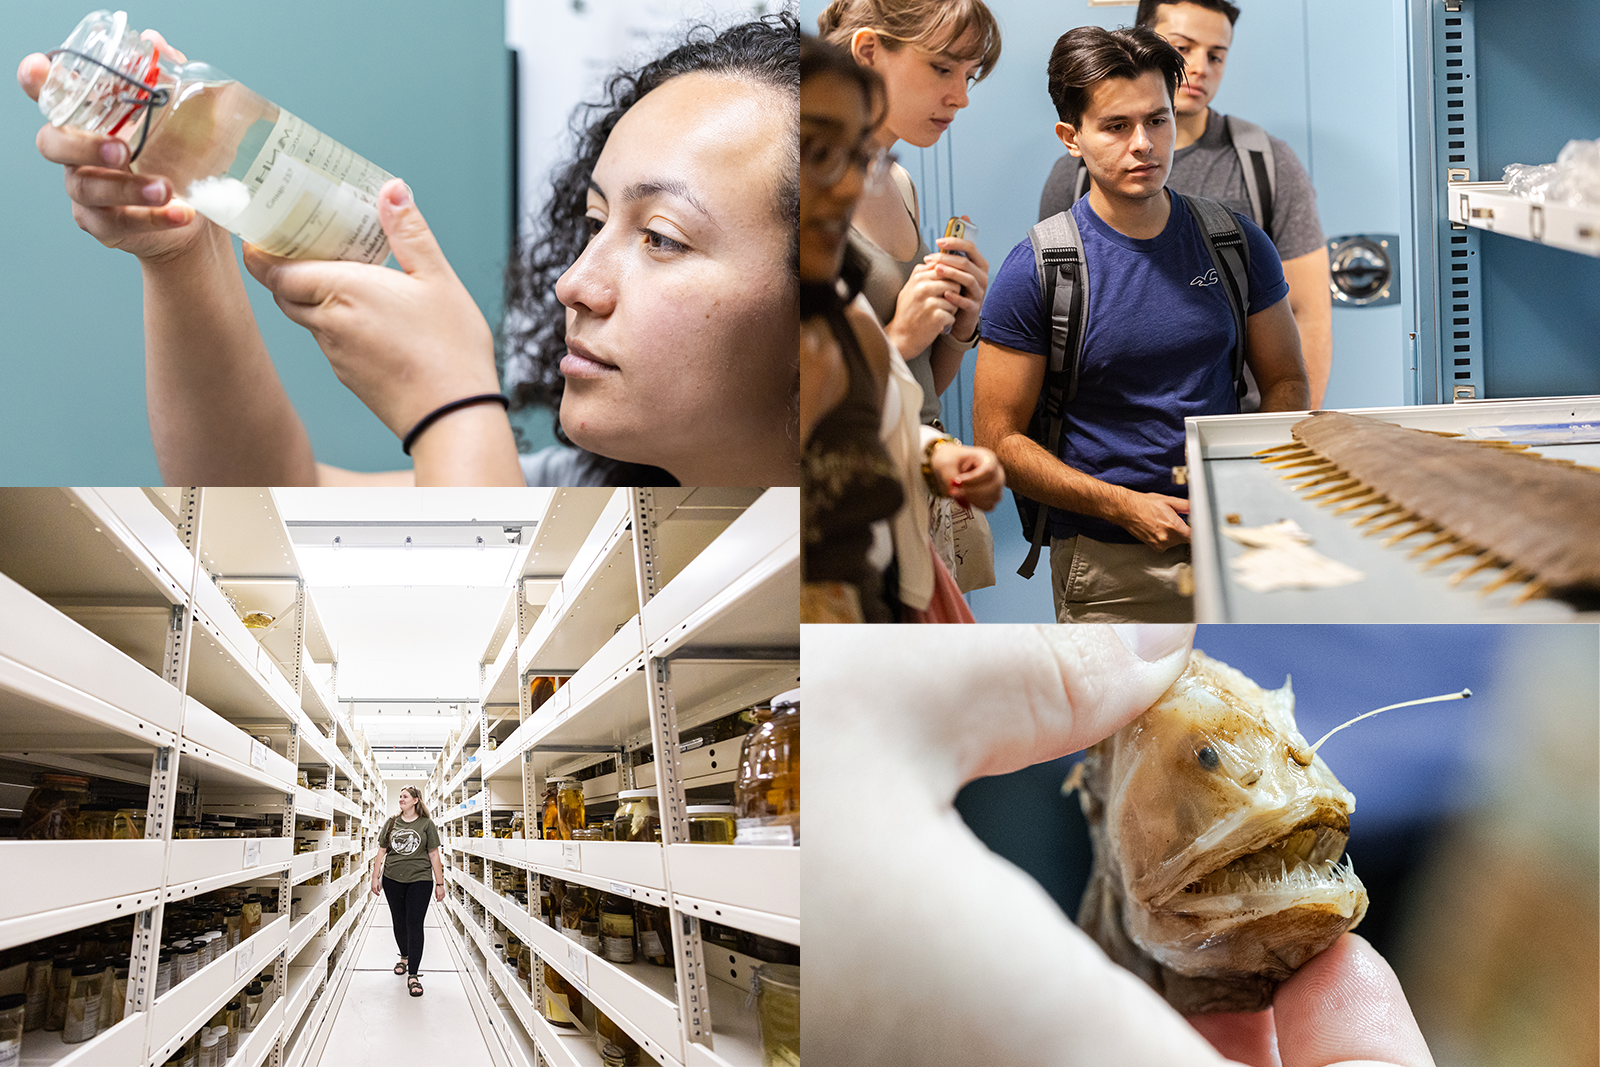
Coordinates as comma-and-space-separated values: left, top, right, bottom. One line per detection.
295, 544, 519, 587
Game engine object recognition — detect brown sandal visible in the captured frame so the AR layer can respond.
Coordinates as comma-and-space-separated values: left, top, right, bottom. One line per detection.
407, 975, 423, 996
394, 960, 407, 975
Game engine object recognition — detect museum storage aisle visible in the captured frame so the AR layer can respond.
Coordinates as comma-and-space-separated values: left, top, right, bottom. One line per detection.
310, 890, 497, 1067
0, 487, 799, 1067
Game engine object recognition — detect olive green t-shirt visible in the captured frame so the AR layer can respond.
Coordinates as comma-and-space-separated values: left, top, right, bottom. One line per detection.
379, 815, 440, 884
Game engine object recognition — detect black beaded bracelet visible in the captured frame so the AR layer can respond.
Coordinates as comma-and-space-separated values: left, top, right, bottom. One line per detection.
401, 393, 510, 456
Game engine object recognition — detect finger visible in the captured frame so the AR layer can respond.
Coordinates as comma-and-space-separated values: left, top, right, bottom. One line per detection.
1190, 1011, 1280, 1067
66, 167, 170, 208
1170, 498, 1192, 513
71, 199, 194, 242
140, 29, 188, 66
932, 238, 975, 258
243, 243, 346, 306
932, 263, 978, 290
38, 123, 132, 168
1274, 935, 1435, 1067
18, 53, 50, 100
944, 293, 980, 314
377, 178, 449, 278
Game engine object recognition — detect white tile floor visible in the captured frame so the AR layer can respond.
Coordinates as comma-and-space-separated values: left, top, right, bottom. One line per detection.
312, 894, 498, 1067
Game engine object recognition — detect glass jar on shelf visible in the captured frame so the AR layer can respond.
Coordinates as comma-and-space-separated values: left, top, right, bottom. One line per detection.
612, 789, 661, 843
597, 1010, 645, 1065
47, 954, 77, 1031
735, 691, 800, 846
754, 962, 800, 1066
111, 808, 146, 839
599, 895, 635, 964
73, 801, 117, 840
686, 805, 737, 844
20, 774, 90, 839
633, 903, 674, 968
23, 949, 52, 1031
542, 777, 585, 840
0, 994, 25, 1065
540, 964, 586, 1031
62, 961, 103, 1044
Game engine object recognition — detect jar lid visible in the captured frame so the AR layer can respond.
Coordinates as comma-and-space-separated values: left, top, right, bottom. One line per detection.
754, 961, 801, 989
686, 805, 736, 814
771, 687, 800, 710
29, 948, 53, 960
71, 961, 101, 976
616, 788, 656, 800
245, 982, 263, 994
34, 773, 90, 787
548, 776, 578, 785
226, 1000, 241, 1010
176, 944, 198, 955
200, 1032, 218, 1046
0, 992, 26, 1010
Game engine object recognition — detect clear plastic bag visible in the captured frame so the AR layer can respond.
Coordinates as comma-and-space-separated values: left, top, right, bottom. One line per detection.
1503, 138, 1600, 207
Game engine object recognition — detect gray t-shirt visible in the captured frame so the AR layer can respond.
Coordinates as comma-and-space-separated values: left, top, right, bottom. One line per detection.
1038, 109, 1324, 261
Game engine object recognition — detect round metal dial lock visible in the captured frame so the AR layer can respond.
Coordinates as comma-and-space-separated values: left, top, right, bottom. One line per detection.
1326, 234, 1400, 306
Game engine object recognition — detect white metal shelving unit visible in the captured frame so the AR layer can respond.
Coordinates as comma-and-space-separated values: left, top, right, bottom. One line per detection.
428, 487, 800, 1067
1448, 180, 1600, 258
0, 488, 382, 1067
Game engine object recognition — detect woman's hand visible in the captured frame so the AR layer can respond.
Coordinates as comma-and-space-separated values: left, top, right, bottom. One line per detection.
434, 883, 446, 904
928, 441, 1004, 511
886, 261, 958, 358
932, 224, 990, 344
370, 873, 382, 896
241, 181, 503, 441
17, 34, 208, 263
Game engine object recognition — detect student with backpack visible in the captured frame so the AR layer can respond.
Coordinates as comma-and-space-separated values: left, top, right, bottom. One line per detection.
1038, 0, 1332, 409
973, 25, 1309, 624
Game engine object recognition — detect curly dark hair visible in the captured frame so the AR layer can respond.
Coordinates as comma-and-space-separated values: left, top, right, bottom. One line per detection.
501, 11, 801, 485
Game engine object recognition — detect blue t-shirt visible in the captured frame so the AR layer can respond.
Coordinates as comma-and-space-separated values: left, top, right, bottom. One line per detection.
980, 191, 1287, 543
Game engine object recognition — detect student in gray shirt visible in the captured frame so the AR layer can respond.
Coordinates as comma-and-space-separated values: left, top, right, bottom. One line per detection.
1039, 0, 1332, 409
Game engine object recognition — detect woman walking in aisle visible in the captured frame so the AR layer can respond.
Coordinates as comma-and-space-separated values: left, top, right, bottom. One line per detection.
370, 786, 444, 996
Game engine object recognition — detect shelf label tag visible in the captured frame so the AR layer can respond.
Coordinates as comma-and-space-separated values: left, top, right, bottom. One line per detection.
561, 842, 579, 871
250, 739, 269, 770
566, 942, 588, 986
495, 838, 504, 855
244, 840, 261, 868
609, 882, 631, 899
234, 941, 255, 980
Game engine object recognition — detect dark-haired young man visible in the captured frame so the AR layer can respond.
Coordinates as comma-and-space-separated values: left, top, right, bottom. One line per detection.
1039, 0, 1332, 409
974, 25, 1308, 623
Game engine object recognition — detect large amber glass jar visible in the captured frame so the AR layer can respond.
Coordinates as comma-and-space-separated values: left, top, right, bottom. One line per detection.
20, 774, 90, 839
735, 691, 800, 846
611, 789, 660, 843
541, 964, 585, 1030
542, 777, 585, 840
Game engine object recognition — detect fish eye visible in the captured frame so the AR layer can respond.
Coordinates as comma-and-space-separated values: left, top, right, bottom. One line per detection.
1196, 746, 1220, 771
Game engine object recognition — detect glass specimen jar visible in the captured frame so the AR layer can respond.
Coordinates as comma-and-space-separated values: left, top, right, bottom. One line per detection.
596, 1011, 645, 1065
112, 808, 145, 839
38, 10, 393, 262
599, 894, 635, 963
47, 954, 77, 1031
735, 690, 800, 846
633, 903, 674, 968
754, 962, 800, 1066
686, 805, 737, 844
612, 789, 661, 843
20, 774, 90, 839
74, 802, 116, 839
541, 965, 585, 1030
23, 949, 52, 1031
0, 994, 25, 1067
62, 961, 103, 1044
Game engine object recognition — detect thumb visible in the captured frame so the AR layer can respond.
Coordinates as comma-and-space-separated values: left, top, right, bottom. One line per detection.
377, 179, 448, 277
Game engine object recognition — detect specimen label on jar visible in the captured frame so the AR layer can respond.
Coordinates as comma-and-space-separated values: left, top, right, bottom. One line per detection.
224, 109, 390, 263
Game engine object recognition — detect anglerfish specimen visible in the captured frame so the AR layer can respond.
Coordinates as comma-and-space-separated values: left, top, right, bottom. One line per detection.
1067, 649, 1368, 1015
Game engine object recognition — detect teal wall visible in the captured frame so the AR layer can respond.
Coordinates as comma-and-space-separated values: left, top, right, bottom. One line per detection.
1, 1, 532, 484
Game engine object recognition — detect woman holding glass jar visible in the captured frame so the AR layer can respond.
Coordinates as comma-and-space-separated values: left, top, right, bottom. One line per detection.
370, 786, 443, 997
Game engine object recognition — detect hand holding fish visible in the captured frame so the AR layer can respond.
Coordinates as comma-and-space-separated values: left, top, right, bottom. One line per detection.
806, 624, 1436, 1067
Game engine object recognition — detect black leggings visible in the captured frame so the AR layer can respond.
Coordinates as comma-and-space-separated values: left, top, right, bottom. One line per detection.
382, 876, 433, 976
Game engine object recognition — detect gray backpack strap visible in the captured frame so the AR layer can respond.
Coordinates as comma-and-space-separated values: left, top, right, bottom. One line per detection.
1182, 194, 1252, 402
1016, 209, 1089, 579
1225, 115, 1275, 237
